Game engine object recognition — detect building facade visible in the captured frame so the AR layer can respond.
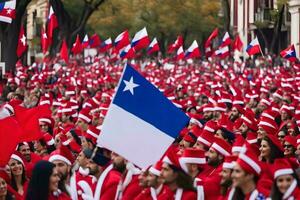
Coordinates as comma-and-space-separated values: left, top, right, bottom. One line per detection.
230, 0, 300, 57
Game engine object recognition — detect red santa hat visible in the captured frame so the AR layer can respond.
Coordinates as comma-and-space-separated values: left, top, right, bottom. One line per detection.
179, 148, 206, 173
232, 135, 245, 153
280, 104, 293, 117
284, 135, 297, 149
10, 152, 25, 166
241, 111, 258, 131
214, 102, 227, 112
149, 160, 163, 176
77, 108, 92, 124
39, 116, 54, 129
266, 134, 284, 153
273, 89, 283, 99
223, 155, 237, 169
259, 98, 271, 108
236, 150, 261, 176
211, 137, 231, 157
42, 133, 55, 146
258, 117, 278, 135
202, 103, 215, 113
49, 145, 74, 165
162, 146, 182, 171
203, 120, 217, 133
84, 125, 101, 144
272, 158, 294, 179
197, 129, 215, 148
261, 109, 277, 121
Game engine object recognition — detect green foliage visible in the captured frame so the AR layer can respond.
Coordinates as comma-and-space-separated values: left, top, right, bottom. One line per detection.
87, 0, 221, 48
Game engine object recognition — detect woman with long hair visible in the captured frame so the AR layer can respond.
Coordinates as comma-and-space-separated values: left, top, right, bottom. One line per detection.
270, 158, 300, 199
25, 160, 70, 200
259, 135, 284, 164
8, 153, 27, 198
0, 170, 13, 200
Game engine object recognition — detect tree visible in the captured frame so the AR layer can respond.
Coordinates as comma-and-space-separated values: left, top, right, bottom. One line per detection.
0, 0, 32, 73
49, 0, 106, 55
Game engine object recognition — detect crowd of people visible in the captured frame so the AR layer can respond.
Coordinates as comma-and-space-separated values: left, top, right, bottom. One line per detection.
0, 53, 300, 200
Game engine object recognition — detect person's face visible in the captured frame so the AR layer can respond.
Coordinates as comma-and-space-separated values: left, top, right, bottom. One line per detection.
193, 141, 207, 151
111, 153, 126, 173
76, 151, 89, 168
281, 111, 288, 121
231, 163, 251, 187
205, 148, 219, 166
39, 121, 49, 132
137, 171, 148, 188
213, 111, 222, 120
81, 137, 90, 149
52, 160, 70, 180
215, 130, 224, 140
220, 168, 232, 186
239, 123, 248, 134
86, 160, 101, 176
230, 107, 239, 120
19, 144, 31, 162
178, 140, 191, 154
276, 174, 294, 194
147, 172, 159, 187
5, 166, 11, 179
203, 111, 213, 121
283, 141, 294, 157
296, 144, 300, 162
8, 159, 23, 176
257, 127, 267, 140
49, 167, 60, 192
33, 141, 44, 153
76, 119, 88, 131
259, 139, 271, 159
161, 163, 177, 185
277, 131, 286, 143
0, 177, 7, 197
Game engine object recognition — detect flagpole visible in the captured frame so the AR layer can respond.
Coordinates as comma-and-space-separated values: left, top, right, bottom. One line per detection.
258, 40, 265, 58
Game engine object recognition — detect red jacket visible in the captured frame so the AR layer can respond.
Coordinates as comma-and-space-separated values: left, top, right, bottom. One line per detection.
48, 191, 71, 200
121, 174, 142, 200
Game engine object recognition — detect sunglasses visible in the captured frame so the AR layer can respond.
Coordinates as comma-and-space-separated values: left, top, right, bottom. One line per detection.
284, 144, 293, 149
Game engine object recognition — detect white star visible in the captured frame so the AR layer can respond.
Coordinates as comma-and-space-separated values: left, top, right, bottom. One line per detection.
20, 35, 26, 46
286, 49, 293, 56
42, 33, 47, 39
123, 76, 139, 95
6, 9, 12, 14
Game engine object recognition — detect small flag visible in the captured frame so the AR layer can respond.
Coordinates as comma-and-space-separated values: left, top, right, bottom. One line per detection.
232, 34, 243, 51
47, 6, 58, 40
205, 28, 219, 47
97, 64, 190, 168
185, 40, 201, 59
147, 38, 160, 55
114, 30, 130, 51
60, 39, 68, 63
280, 44, 297, 62
71, 35, 82, 55
0, 0, 16, 24
41, 27, 49, 54
17, 26, 27, 58
167, 35, 183, 53
99, 38, 112, 52
220, 32, 231, 47
82, 34, 89, 48
120, 44, 135, 59
246, 37, 261, 56
214, 46, 230, 59
176, 46, 184, 61
131, 27, 150, 51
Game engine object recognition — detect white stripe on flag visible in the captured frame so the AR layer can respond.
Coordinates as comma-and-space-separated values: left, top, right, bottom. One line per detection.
0, 16, 12, 23
98, 103, 175, 168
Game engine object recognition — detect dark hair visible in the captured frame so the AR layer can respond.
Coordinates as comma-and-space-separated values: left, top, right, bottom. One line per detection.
231, 172, 260, 199
262, 136, 284, 163
25, 160, 55, 200
38, 139, 56, 154
11, 162, 27, 192
270, 172, 300, 200
168, 165, 195, 191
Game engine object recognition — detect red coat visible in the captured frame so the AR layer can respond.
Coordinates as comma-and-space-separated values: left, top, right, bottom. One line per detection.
48, 191, 71, 200
25, 153, 42, 178
134, 188, 152, 200
157, 187, 197, 200
94, 164, 121, 200
99, 168, 121, 199
202, 165, 222, 200
121, 174, 142, 200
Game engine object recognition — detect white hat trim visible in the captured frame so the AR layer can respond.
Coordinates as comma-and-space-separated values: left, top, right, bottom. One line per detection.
274, 168, 293, 179
232, 146, 243, 153
149, 167, 160, 176
47, 138, 55, 146
40, 100, 50, 105
260, 99, 271, 106
233, 100, 244, 105
247, 138, 257, 144
65, 91, 75, 96
239, 153, 261, 174
204, 126, 214, 133
223, 162, 234, 169
87, 129, 98, 138
203, 107, 214, 112
197, 136, 211, 146
39, 118, 51, 124
11, 154, 24, 166
92, 97, 100, 105
241, 115, 252, 124
273, 93, 283, 99
162, 156, 172, 165
49, 155, 71, 165
211, 143, 230, 156
77, 180, 93, 197
261, 113, 274, 120
78, 113, 91, 123
258, 121, 275, 129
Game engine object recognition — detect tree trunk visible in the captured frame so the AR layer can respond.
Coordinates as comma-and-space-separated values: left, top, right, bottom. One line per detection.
0, 0, 31, 73
270, 5, 285, 54
222, 0, 231, 33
